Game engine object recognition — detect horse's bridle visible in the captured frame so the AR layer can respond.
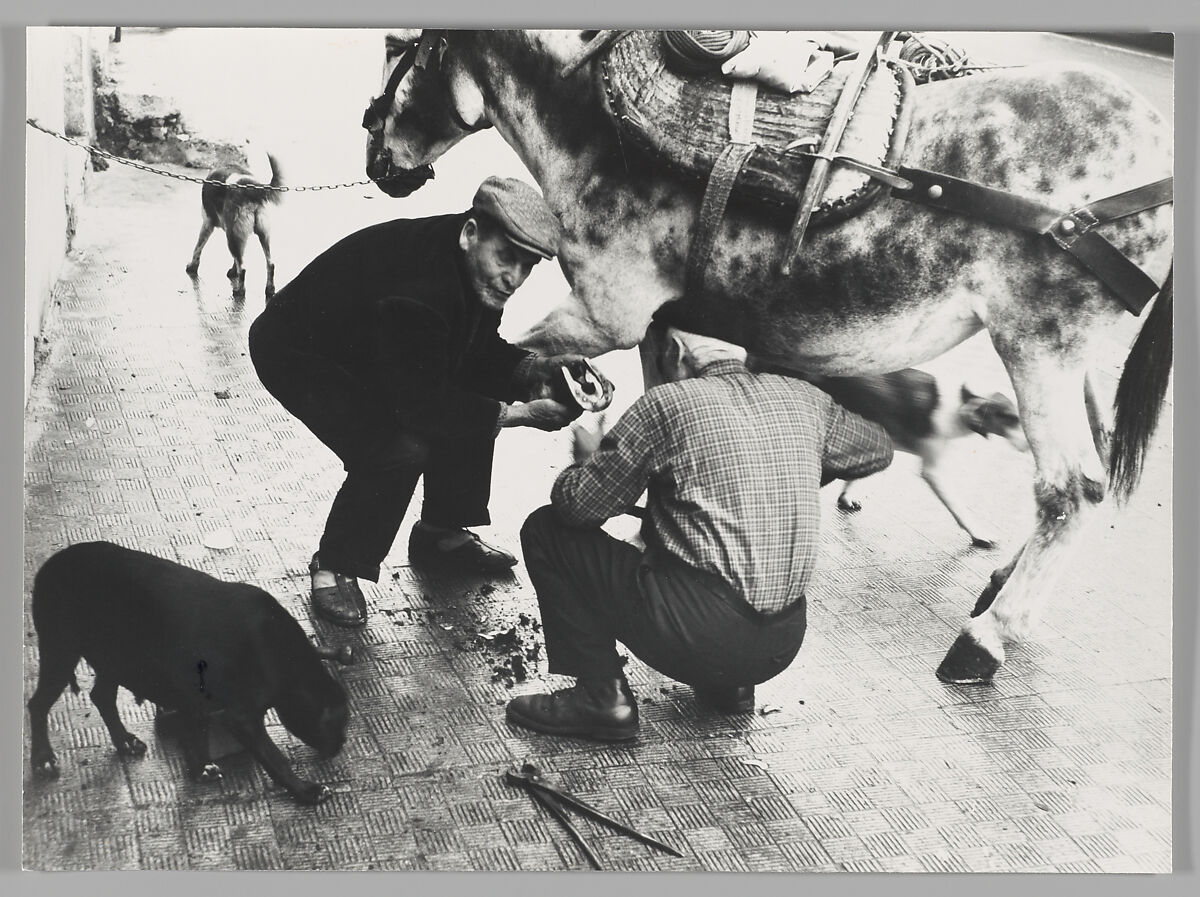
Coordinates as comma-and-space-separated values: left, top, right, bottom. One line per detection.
361, 29, 491, 135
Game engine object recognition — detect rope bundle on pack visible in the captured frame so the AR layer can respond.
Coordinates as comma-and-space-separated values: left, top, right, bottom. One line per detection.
661, 30, 752, 74
895, 32, 981, 84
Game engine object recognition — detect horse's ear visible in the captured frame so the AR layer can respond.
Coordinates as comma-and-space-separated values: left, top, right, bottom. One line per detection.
385, 33, 406, 59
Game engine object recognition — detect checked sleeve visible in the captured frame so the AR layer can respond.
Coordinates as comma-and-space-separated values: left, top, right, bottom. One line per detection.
550, 399, 657, 528
820, 399, 894, 486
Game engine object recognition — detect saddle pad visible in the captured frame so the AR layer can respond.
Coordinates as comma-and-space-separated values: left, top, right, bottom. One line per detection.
600, 30, 906, 221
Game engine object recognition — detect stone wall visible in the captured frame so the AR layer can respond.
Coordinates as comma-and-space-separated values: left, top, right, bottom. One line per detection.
24, 27, 110, 408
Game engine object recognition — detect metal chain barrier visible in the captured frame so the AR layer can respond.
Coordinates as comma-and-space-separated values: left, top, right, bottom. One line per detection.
26, 118, 387, 192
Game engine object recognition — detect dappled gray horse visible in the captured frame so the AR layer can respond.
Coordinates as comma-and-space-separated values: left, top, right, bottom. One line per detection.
362, 29, 1173, 685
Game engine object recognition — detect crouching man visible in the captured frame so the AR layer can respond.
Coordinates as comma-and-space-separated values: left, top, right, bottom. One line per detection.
506, 325, 894, 741
249, 176, 583, 628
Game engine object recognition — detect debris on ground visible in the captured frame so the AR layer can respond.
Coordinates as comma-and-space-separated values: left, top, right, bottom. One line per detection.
759, 704, 782, 716
474, 614, 543, 687
491, 654, 528, 687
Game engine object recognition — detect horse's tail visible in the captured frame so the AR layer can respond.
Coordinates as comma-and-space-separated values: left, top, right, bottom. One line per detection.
1109, 263, 1173, 502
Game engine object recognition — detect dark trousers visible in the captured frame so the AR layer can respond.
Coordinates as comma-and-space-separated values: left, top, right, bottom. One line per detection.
520, 505, 807, 689
249, 317, 495, 582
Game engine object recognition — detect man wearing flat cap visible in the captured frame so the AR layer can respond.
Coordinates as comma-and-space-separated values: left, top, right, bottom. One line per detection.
250, 176, 594, 628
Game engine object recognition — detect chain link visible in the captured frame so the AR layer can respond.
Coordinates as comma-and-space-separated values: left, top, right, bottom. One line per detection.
26, 118, 385, 192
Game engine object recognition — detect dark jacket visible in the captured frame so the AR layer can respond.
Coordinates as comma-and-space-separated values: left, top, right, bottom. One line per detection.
253, 212, 532, 443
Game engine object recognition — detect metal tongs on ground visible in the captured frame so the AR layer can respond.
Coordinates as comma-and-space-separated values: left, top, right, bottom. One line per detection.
504, 762, 684, 869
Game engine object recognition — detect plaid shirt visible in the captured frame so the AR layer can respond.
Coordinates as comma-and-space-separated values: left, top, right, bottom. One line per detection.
551, 359, 894, 614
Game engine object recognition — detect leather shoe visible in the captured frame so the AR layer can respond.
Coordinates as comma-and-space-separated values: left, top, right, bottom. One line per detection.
506, 676, 639, 741
309, 553, 367, 628
694, 683, 755, 714
408, 525, 517, 573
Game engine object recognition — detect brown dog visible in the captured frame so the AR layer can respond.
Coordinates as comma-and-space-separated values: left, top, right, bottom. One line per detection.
185, 153, 283, 301
27, 541, 351, 805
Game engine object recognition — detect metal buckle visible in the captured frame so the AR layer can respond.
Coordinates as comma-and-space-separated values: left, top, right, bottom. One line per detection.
1050, 207, 1099, 249
415, 31, 448, 71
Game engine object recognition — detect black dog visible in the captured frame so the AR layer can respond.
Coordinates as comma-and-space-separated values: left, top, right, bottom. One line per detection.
27, 542, 351, 805
185, 153, 284, 301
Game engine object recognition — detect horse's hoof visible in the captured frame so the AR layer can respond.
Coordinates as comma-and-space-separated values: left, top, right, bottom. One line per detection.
196, 763, 224, 783
837, 498, 862, 512
116, 734, 147, 757
936, 632, 999, 685
970, 536, 998, 550
31, 753, 59, 780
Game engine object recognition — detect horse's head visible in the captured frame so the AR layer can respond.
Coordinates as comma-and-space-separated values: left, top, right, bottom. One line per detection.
363, 29, 492, 197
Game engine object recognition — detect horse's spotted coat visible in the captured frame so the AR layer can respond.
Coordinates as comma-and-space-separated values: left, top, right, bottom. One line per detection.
365, 30, 1173, 684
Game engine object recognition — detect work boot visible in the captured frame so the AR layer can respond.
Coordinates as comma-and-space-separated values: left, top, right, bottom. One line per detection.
309, 553, 368, 628
506, 676, 639, 741
408, 524, 517, 573
694, 683, 755, 714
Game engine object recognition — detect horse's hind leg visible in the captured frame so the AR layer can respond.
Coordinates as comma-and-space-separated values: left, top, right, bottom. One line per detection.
938, 354, 1107, 683
1084, 369, 1115, 463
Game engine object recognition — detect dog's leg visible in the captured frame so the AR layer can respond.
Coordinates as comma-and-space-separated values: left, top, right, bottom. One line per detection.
178, 711, 223, 783
836, 478, 863, 511
90, 672, 147, 758
224, 712, 333, 805
918, 446, 998, 548
255, 215, 275, 301
186, 213, 216, 276
225, 228, 248, 300
27, 649, 80, 779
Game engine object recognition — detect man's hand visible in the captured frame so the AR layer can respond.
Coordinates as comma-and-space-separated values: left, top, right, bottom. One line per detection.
502, 398, 577, 432
571, 413, 607, 463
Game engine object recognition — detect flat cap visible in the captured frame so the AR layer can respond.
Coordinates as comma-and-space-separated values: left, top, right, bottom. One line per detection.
472, 176, 561, 259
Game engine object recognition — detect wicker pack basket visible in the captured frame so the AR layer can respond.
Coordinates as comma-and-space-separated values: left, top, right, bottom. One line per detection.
599, 31, 913, 223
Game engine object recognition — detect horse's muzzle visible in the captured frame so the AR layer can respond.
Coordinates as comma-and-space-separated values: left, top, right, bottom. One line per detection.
372, 163, 435, 198
365, 137, 435, 198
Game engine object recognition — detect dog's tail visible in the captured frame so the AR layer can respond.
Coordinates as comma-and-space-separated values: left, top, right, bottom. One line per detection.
263, 153, 285, 205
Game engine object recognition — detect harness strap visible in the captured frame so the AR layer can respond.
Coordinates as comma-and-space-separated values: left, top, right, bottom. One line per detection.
891, 167, 1173, 315
685, 81, 759, 297
1072, 179, 1174, 227
780, 31, 896, 275
686, 144, 758, 298
363, 45, 417, 130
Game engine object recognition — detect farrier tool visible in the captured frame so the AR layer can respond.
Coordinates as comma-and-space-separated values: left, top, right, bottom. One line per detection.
504, 762, 683, 869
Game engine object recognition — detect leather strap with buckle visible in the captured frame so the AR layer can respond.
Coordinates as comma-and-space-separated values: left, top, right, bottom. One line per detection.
891, 170, 1172, 315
